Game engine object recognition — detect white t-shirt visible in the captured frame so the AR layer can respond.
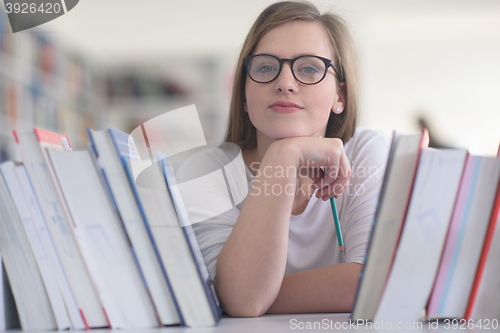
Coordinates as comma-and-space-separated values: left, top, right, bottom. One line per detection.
188, 128, 390, 280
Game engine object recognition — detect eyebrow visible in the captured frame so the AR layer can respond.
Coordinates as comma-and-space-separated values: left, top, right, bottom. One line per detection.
253, 52, 330, 59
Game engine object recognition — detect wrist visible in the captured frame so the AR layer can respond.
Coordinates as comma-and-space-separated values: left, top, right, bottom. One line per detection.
266, 139, 302, 170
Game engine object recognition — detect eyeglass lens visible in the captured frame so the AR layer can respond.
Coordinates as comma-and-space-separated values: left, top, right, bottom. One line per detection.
247, 55, 327, 84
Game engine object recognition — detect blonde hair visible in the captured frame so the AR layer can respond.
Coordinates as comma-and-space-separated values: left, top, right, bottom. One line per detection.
224, 1, 359, 150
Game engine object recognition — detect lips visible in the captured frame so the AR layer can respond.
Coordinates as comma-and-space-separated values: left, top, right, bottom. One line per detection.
269, 101, 303, 113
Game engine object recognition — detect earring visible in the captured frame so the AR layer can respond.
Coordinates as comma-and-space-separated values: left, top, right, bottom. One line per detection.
336, 107, 341, 113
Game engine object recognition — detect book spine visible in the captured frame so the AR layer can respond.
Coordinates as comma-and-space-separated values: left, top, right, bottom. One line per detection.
181, 225, 221, 321
119, 157, 185, 326
87, 136, 162, 325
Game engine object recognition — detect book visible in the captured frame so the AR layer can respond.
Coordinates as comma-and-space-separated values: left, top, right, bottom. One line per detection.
374, 148, 468, 323
161, 156, 222, 320
0, 256, 20, 331
13, 129, 108, 328
46, 148, 159, 329
464, 163, 500, 320
427, 155, 476, 317
13, 164, 86, 330
0, 167, 56, 331
352, 130, 429, 321
427, 156, 500, 319
108, 127, 220, 327
87, 128, 180, 326
1, 161, 70, 330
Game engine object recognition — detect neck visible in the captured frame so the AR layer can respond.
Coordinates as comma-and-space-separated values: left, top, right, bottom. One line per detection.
243, 135, 274, 172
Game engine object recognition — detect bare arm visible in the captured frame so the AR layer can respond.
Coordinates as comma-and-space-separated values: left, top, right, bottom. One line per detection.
214, 137, 350, 317
266, 263, 362, 314
214, 140, 297, 317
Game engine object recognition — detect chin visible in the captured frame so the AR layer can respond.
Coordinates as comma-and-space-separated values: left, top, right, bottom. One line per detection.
273, 132, 305, 140
259, 126, 325, 141
274, 134, 312, 141
279, 129, 325, 139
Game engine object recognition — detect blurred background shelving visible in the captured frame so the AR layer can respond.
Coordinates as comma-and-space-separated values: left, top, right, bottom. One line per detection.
99, 56, 232, 143
0, 9, 102, 161
0, 6, 234, 162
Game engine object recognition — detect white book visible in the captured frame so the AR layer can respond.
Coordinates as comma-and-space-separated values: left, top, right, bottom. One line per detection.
1, 161, 70, 330
0, 255, 5, 331
47, 149, 159, 329
374, 148, 467, 324
88, 129, 180, 326
126, 160, 216, 327
14, 165, 86, 330
0, 170, 56, 331
14, 130, 108, 328
352, 130, 428, 321
161, 157, 221, 319
108, 109, 220, 326
0, 254, 21, 331
109, 126, 218, 327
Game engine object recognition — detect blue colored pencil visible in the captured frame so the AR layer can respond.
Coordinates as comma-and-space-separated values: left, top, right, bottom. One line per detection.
330, 197, 344, 252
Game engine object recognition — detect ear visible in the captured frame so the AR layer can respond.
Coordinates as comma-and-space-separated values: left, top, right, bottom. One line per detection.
332, 82, 346, 114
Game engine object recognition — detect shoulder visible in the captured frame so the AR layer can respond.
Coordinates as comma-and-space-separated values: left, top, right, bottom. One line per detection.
343, 127, 391, 167
344, 127, 390, 156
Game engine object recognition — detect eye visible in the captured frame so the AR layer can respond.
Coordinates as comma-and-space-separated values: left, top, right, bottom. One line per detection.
256, 64, 277, 73
297, 65, 320, 74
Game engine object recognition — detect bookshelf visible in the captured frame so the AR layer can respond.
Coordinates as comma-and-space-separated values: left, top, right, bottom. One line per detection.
0, 10, 101, 161
99, 55, 231, 144
0, 6, 232, 164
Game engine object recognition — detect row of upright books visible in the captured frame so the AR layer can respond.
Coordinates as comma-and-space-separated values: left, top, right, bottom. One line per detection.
0, 126, 221, 331
352, 130, 500, 325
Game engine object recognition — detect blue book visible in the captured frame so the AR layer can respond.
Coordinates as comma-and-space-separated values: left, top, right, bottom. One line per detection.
108, 127, 220, 327
160, 155, 222, 321
87, 128, 180, 326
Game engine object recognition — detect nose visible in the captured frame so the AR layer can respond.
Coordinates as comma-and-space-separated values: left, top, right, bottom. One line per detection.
273, 62, 298, 94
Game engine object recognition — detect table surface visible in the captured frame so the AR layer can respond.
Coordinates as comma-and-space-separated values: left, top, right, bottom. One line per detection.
9, 313, 491, 333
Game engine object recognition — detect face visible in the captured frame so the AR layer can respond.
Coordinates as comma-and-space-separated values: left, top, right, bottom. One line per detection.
245, 20, 345, 146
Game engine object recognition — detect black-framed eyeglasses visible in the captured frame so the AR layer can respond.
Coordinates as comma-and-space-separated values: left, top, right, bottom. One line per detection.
243, 54, 344, 85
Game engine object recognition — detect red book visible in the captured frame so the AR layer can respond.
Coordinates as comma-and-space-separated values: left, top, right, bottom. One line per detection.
34, 128, 72, 149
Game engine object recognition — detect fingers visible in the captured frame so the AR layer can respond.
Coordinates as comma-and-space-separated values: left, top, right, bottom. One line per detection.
311, 142, 351, 200
300, 167, 326, 181
315, 178, 350, 200
313, 166, 350, 200
288, 136, 351, 200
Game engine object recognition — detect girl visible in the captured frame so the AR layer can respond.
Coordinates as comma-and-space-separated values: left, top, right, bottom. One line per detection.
192, 1, 390, 317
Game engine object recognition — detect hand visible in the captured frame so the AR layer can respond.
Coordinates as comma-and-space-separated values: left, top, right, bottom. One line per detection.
271, 137, 351, 200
